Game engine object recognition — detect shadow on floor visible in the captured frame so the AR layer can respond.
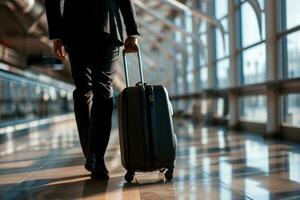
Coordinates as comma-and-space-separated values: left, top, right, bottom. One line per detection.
1, 174, 179, 200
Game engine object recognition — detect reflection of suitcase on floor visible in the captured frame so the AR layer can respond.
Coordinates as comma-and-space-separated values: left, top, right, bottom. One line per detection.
117, 48, 177, 182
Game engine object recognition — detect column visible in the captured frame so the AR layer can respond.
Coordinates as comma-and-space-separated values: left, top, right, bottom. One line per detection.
228, 0, 239, 128
265, 0, 280, 136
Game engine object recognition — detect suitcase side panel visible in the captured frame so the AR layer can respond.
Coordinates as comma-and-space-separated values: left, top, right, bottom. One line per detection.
118, 85, 176, 172
118, 87, 151, 171
117, 91, 127, 168
151, 86, 176, 165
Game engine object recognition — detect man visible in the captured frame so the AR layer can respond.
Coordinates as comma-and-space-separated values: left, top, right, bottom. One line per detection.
44, 0, 139, 180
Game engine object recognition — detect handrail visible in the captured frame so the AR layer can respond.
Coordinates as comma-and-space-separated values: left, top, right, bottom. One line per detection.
170, 77, 300, 100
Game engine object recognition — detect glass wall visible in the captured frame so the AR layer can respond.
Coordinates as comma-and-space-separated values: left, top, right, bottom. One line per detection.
170, 0, 300, 129
284, 0, 300, 30
242, 43, 266, 84
279, 0, 300, 79
0, 68, 74, 125
240, 95, 267, 123
216, 59, 230, 88
199, 21, 209, 89
283, 94, 300, 127
279, 0, 300, 127
174, 17, 186, 96
214, 0, 230, 89
286, 31, 300, 78
215, 97, 227, 118
238, 0, 266, 85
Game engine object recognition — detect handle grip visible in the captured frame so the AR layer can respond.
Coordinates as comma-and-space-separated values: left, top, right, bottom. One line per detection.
122, 47, 144, 88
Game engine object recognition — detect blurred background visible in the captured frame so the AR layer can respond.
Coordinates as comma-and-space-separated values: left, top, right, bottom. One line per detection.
1, 1, 300, 199
0, 0, 300, 139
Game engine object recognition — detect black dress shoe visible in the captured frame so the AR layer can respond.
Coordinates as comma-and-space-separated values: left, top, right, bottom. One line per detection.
90, 169, 109, 180
84, 154, 97, 172
84, 162, 92, 172
90, 159, 109, 180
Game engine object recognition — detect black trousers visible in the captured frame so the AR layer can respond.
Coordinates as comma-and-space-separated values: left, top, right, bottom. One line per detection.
66, 39, 120, 161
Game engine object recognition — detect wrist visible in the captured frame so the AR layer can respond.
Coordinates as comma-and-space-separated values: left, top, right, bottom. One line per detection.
128, 35, 139, 38
53, 39, 62, 42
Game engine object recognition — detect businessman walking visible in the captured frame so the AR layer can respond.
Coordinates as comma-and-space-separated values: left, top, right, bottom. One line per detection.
44, 0, 139, 180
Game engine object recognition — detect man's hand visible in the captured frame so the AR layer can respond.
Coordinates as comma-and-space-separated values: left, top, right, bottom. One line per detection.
53, 39, 67, 60
124, 36, 138, 53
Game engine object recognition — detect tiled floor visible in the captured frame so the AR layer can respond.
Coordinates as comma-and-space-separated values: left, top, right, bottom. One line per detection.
1, 116, 300, 200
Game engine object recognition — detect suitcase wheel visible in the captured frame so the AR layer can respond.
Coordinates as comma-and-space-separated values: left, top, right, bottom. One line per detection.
125, 171, 135, 183
165, 169, 174, 181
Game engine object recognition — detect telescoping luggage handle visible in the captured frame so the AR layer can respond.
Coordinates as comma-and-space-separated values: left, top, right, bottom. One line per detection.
122, 46, 144, 88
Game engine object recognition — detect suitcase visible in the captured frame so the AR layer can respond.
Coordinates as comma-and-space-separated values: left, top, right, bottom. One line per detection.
117, 48, 177, 182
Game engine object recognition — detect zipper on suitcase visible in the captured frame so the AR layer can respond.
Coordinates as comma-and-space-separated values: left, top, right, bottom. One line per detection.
145, 86, 159, 163
139, 86, 152, 169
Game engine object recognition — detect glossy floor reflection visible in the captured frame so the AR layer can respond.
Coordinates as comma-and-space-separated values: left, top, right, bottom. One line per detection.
1, 117, 300, 200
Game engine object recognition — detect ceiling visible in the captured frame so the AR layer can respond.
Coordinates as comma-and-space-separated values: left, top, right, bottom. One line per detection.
0, 0, 208, 90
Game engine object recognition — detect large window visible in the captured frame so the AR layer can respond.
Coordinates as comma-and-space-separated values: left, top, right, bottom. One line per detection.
200, 66, 208, 88
201, 99, 208, 115
0, 67, 73, 124
199, 19, 209, 90
170, 0, 300, 132
215, 97, 228, 118
238, 0, 266, 85
240, 95, 267, 122
242, 43, 266, 84
279, 0, 300, 79
278, 0, 300, 129
285, 31, 300, 78
214, 0, 230, 88
216, 58, 230, 88
283, 94, 300, 127
284, 0, 300, 30
185, 11, 195, 93
240, 1, 265, 47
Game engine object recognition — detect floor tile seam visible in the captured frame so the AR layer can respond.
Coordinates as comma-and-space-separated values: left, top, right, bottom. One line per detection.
3, 158, 51, 194
195, 166, 254, 200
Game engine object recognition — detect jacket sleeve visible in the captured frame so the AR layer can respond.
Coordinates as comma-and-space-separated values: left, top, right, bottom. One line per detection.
118, 0, 140, 36
44, 0, 63, 40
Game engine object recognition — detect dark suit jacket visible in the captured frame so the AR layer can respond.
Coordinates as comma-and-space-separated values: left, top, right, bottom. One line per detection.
44, 0, 140, 45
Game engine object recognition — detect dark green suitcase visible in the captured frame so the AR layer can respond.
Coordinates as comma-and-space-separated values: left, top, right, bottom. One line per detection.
117, 49, 176, 182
